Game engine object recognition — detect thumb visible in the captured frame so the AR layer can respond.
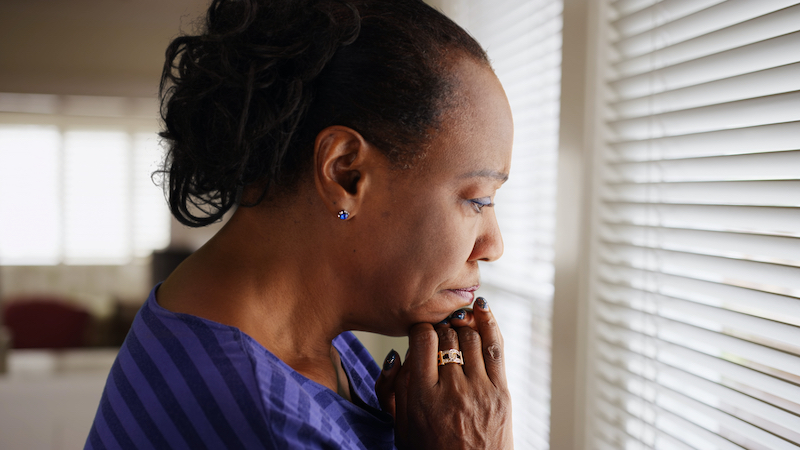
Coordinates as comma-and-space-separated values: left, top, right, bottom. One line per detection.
375, 349, 401, 417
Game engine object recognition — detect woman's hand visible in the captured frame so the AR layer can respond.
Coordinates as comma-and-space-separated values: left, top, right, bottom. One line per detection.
375, 298, 514, 449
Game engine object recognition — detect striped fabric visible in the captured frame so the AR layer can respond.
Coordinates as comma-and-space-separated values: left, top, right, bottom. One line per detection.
85, 286, 395, 449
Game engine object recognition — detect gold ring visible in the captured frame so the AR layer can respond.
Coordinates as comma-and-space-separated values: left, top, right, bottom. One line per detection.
438, 349, 464, 366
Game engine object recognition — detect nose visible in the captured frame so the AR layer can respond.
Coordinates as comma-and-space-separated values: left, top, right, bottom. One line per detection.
470, 209, 504, 262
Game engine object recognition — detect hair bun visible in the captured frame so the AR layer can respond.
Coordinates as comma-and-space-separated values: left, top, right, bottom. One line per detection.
159, 0, 488, 227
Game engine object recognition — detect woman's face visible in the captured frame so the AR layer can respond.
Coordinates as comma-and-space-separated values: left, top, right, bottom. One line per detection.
345, 57, 514, 335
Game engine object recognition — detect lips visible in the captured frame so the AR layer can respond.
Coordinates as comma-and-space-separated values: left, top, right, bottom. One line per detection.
447, 285, 480, 303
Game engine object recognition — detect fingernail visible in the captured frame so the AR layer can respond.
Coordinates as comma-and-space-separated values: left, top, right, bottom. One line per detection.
383, 349, 397, 371
475, 297, 488, 310
438, 318, 449, 325
451, 309, 466, 320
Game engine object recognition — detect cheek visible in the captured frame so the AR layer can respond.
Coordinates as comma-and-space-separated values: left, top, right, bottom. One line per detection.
401, 203, 476, 277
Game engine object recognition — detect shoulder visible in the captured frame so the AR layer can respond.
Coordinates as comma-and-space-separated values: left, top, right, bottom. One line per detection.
88, 289, 393, 449
88, 287, 277, 449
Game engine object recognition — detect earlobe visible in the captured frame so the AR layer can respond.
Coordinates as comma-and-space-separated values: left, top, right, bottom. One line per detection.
313, 126, 373, 220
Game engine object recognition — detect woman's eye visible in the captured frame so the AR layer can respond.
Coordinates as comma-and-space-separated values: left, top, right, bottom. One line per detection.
469, 197, 494, 213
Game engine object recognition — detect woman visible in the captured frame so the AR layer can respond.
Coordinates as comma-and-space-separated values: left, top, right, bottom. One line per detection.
87, 0, 514, 448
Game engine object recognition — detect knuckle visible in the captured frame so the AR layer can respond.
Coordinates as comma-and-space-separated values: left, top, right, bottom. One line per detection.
485, 342, 503, 362
494, 392, 512, 417
410, 326, 437, 347
480, 317, 497, 329
457, 327, 481, 345
436, 327, 458, 344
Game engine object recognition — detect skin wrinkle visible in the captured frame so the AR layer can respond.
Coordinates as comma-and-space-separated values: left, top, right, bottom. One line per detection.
437, 327, 458, 343
487, 343, 503, 361
457, 328, 480, 346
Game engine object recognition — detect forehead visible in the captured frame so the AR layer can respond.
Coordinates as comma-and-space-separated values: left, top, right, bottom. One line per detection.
420, 58, 514, 179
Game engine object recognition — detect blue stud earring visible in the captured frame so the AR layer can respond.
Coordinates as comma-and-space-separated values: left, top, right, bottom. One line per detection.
337, 210, 350, 220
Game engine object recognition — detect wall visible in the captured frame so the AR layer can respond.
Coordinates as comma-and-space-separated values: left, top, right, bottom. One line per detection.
0, 0, 209, 97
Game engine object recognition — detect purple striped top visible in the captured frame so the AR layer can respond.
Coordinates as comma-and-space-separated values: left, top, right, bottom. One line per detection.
85, 286, 396, 449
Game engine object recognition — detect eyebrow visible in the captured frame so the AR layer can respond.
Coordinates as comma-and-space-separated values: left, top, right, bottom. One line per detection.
459, 170, 509, 183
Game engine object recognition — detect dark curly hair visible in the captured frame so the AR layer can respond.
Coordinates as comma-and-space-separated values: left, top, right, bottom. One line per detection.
160, 0, 489, 227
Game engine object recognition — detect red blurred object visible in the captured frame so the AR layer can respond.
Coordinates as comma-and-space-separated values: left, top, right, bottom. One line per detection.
3, 298, 91, 349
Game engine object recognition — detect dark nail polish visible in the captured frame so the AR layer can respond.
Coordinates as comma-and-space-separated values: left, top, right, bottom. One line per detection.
451, 309, 466, 320
383, 349, 397, 371
475, 297, 488, 310
438, 318, 449, 325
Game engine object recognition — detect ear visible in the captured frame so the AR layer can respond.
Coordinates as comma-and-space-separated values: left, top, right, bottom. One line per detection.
313, 126, 379, 220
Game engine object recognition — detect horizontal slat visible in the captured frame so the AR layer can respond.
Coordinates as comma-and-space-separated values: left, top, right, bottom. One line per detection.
598, 285, 800, 354
611, 0, 659, 17
506, 79, 561, 114
600, 224, 800, 266
658, 388, 800, 450
611, 0, 724, 39
598, 264, 800, 327
606, 150, 800, 183
601, 242, 800, 297
599, 340, 797, 420
596, 362, 800, 448
603, 180, 800, 207
597, 321, 800, 412
595, 398, 665, 448
610, 31, 800, 99
597, 403, 728, 450
596, 357, 800, 447
486, 3, 563, 65
615, 0, 799, 59
596, 384, 749, 450
594, 412, 648, 450
474, 0, 561, 46
595, 396, 700, 450
609, 121, 800, 162
612, 63, 800, 119
602, 202, 800, 237
596, 302, 800, 380
613, 4, 800, 78
610, 91, 800, 140
481, 267, 554, 299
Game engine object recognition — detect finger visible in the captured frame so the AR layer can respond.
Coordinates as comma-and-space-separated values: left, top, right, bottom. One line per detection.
473, 297, 507, 386
407, 322, 439, 388
455, 325, 485, 379
436, 326, 464, 377
394, 362, 411, 448
375, 349, 400, 417
447, 308, 476, 330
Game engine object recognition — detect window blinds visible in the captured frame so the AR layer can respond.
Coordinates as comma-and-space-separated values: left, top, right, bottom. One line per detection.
594, 0, 800, 448
435, 0, 563, 448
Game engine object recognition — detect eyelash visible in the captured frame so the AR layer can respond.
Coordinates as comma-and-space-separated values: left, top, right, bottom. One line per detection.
469, 197, 494, 213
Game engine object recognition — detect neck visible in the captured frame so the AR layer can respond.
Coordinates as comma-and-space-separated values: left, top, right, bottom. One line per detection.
157, 196, 351, 394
